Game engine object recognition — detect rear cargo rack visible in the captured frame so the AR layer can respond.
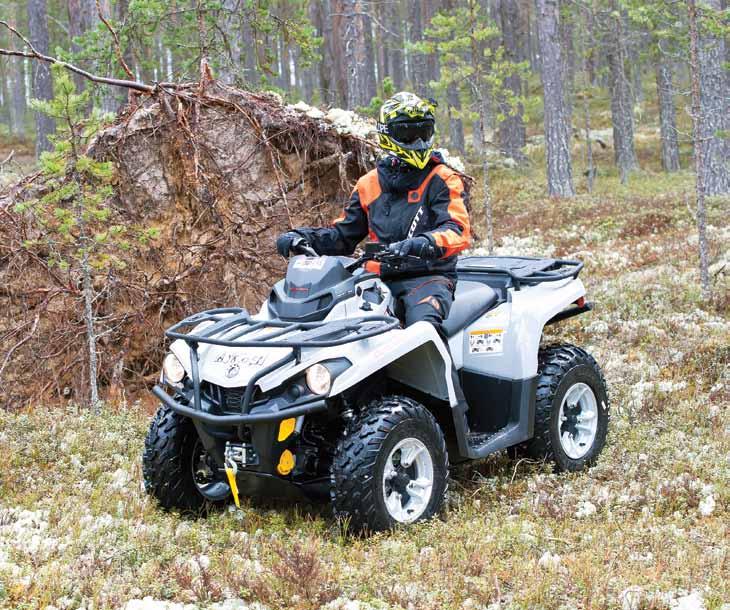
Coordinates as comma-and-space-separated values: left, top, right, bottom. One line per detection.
164, 308, 400, 414
457, 256, 583, 290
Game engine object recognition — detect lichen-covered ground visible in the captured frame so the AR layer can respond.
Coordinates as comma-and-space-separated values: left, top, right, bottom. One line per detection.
1, 140, 728, 610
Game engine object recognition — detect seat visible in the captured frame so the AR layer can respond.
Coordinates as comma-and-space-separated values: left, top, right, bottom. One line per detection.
442, 281, 498, 337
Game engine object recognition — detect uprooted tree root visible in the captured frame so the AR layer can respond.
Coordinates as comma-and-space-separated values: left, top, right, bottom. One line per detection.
0, 80, 375, 407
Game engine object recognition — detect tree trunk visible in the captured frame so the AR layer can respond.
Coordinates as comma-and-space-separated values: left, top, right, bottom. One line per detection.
28, 0, 55, 156
558, 0, 575, 132
0, 58, 10, 128
696, 0, 730, 195
536, 0, 575, 197
408, 1, 428, 89
342, 0, 376, 108
423, 0, 441, 98
447, 85, 465, 153
330, 0, 348, 106
605, 6, 638, 183
687, 0, 711, 299
9, 56, 27, 137
497, 0, 527, 163
654, 48, 680, 172
6, 3, 26, 137
384, 0, 405, 89
67, 0, 87, 93
219, 0, 241, 84
82, 248, 100, 411
241, 4, 259, 86
279, 38, 291, 90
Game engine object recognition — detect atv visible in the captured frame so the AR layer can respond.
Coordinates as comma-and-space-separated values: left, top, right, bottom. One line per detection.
143, 241, 609, 531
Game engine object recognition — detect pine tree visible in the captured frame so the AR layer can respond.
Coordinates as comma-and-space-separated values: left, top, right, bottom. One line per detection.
536, 0, 575, 196
16, 67, 156, 409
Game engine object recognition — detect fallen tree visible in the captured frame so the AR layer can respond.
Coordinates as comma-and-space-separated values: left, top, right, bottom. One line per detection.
0, 74, 377, 407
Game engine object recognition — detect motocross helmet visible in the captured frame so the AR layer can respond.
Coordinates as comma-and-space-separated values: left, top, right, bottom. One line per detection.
376, 92, 437, 170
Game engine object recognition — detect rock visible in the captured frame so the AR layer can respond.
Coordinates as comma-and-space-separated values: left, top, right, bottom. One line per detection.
575, 501, 597, 518
620, 586, 644, 610
537, 551, 561, 570
698, 495, 715, 517
419, 546, 436, 562
674, 592, 706, 610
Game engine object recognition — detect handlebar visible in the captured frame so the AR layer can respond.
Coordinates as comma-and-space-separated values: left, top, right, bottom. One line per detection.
345, 242, 424, 273
290, 237, 319, 257
289, 240, 424, 272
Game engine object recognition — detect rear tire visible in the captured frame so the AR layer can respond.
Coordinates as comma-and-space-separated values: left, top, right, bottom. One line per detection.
143, 404, 223, 513
330, 396, 449, 532
517, 344, 609, 472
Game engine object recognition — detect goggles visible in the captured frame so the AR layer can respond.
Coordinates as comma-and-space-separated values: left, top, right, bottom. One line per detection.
382, 120, 435, 145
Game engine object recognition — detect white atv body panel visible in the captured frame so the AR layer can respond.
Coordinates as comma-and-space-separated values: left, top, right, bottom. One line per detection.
449, 277, 586, 379
169, 273, 584, 403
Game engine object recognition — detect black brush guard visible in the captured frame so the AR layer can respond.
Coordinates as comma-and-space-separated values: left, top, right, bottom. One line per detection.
153, 308, 400, 424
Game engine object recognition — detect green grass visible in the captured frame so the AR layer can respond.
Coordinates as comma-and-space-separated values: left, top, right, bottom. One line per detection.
1, 130, 728, 610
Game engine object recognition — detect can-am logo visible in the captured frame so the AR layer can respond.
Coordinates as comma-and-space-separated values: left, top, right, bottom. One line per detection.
214, 353, 267, 367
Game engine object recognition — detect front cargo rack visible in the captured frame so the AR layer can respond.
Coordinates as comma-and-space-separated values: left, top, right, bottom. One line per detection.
457, 256, 583, 290
162, 308, 400, 415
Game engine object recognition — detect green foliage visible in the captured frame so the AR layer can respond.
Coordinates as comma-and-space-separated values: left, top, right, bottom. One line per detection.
18, 66, 150, 273
63, 0, 321, 96
412, 0, 528, 139
356, 78, 398, 118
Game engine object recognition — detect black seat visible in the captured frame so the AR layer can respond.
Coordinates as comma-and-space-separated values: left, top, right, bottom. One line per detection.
442, 281, 498, 337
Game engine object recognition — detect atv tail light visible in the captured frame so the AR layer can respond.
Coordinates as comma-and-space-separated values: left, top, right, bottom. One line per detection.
575, 296, 586, 307
163, 353, 186, 384
278, 418, 296, 442
277, 450, 296, 475
305, 363, 332, 395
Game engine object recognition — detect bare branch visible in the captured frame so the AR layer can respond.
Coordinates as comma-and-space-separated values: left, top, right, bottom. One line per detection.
95, 0, 135, 80
0, 20, 154, 93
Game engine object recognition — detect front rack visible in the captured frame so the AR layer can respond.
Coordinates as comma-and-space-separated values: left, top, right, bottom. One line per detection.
457, 256, 583, 290
164, 308, 401, 414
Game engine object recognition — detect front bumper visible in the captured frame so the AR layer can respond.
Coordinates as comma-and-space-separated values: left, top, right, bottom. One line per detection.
152, 385, 329, 425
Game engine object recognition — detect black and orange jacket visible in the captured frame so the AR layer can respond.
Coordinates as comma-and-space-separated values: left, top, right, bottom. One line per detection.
294, 153, 471, 278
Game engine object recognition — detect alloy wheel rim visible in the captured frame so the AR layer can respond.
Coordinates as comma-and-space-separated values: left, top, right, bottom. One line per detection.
382, 437, 434, 523
558, 382, 599, 459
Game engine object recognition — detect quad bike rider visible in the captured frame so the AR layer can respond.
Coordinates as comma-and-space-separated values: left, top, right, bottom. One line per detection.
276, 91, 470, 339
143, 93, 610, 533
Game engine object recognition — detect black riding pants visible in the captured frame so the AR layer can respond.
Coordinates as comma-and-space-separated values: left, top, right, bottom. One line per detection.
387, 275, 455, 338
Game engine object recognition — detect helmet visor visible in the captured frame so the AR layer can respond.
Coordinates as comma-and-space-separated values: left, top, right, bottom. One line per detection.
388, 120, 435, 145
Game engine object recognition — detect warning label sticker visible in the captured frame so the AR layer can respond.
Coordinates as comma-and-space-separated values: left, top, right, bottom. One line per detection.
293, 257, 326, 270
468, 329, 505, 354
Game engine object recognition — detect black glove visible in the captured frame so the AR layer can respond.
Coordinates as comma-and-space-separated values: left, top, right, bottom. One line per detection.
276, 231, 301, 257
388, 235, 438, 259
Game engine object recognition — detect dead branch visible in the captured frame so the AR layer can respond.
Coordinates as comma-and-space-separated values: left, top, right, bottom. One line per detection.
0, 20, 154, 93
0, 150, 14, 170
0, 313, 39, 385
95, 0, 135, 81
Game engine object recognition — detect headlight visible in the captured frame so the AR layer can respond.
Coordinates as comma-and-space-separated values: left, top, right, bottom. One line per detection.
305, 363, 331, 395
163, 353, 186, 384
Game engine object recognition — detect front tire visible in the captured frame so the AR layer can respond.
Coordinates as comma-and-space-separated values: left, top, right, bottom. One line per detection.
330, 396, 449, 532
143, 404, 226, 513
520, 344, 609, 472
